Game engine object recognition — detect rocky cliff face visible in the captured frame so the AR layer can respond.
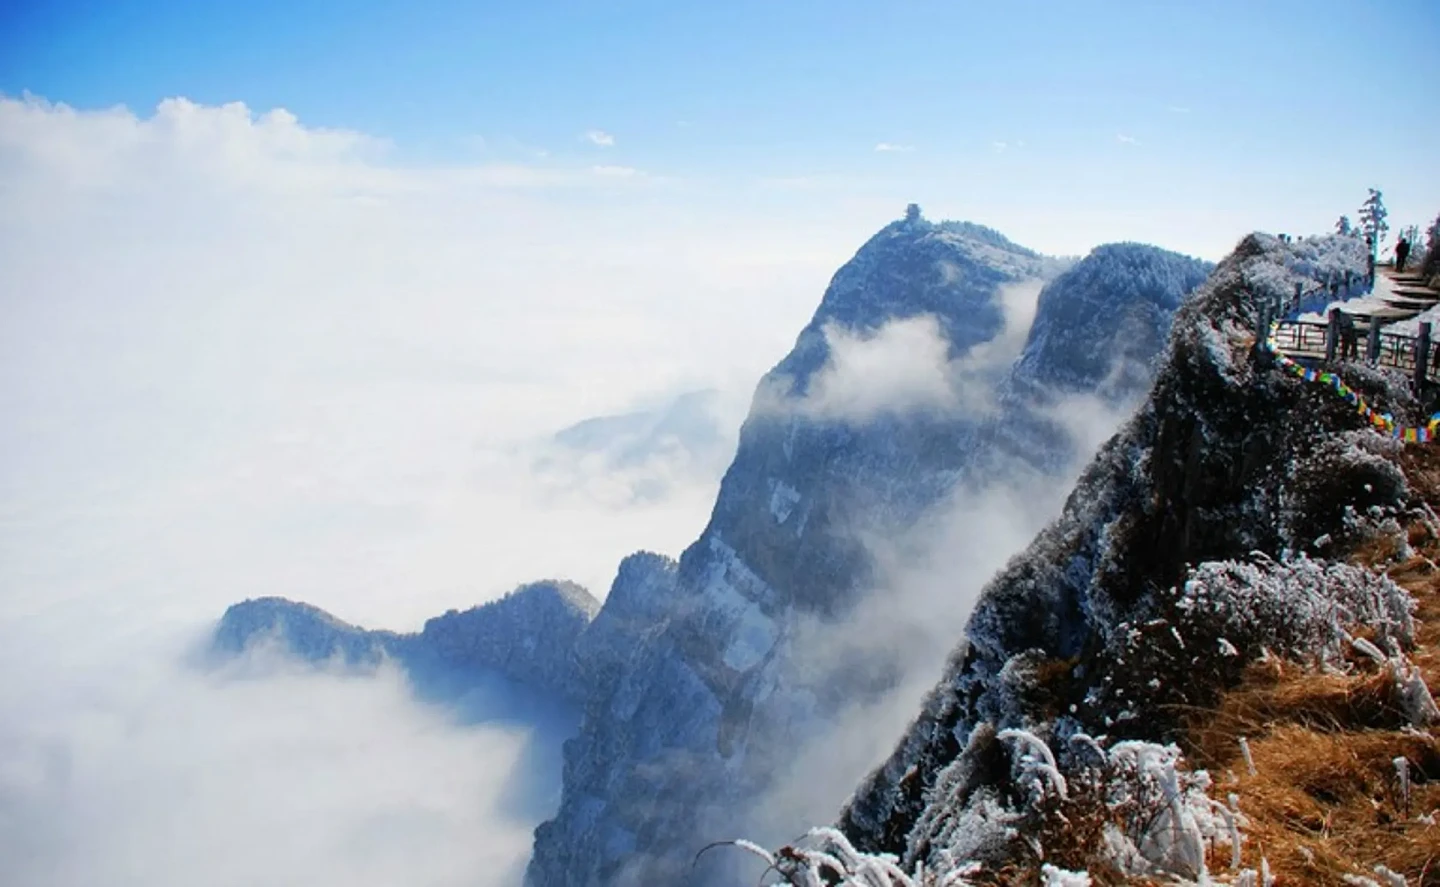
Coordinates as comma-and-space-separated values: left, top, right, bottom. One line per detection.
526, 218, 1210, 886
838, 232, 1396, 872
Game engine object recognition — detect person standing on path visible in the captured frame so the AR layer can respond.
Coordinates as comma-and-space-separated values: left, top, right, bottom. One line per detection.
1397, 236, 1411, 273
1338, 311, 1360, 360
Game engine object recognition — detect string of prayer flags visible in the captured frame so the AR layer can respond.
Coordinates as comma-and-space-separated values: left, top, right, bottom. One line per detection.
1265, 323, 1439, 443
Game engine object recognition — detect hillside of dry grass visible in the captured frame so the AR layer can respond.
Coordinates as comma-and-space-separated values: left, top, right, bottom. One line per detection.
1171, 443, 1440, 886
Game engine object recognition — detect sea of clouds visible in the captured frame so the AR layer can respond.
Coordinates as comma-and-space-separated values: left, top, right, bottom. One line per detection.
0, 94, 862, 887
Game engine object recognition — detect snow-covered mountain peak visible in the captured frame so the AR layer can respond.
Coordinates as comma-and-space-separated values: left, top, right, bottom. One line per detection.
798, 210, 1054, 362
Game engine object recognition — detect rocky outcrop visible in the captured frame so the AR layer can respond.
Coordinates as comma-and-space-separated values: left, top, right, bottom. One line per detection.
213, 596, 400, 666
527, 210, 1064, 886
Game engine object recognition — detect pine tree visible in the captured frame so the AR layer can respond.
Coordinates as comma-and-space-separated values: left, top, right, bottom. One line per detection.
1424, 213, 1440, 276
1335, 215, 1352, 236
1357, 188, 1389, 255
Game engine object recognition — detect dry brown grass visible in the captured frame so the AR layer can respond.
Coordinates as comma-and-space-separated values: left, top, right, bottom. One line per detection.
1163, 444, 1440, 885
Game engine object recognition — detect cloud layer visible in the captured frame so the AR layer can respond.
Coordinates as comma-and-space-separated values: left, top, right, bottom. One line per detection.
0, 94, 857, 887
765, 280, 1045, 425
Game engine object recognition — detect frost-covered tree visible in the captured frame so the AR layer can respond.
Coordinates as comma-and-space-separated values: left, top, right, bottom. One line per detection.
1335, 215, 1352, 236
1357, 188, 1389, 254
1422, 213, 1440, 276
905, 202, 922, 224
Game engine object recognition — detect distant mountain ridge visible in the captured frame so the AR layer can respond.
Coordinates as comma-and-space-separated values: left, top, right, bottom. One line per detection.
216, 579, 602, 703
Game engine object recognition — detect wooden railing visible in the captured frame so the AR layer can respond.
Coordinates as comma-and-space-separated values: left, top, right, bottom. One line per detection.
1258, 269, 1436, 389
1270, 270, 1367, 320
1268, 320, 1328, 356
1268, 316, 1435, 387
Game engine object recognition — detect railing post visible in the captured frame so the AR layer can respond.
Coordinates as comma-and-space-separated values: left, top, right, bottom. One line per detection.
1326, 308, 1340, 363
1367, 321, 1381, 365
1416, 322, 1432, 391
1254, 302, 1271, 359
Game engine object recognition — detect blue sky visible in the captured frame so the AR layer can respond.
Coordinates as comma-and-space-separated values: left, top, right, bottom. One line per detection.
3, 0, 1439, 256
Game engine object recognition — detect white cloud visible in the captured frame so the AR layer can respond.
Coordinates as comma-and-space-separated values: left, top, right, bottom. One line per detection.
741, 471, 1073, 846
0, 628, 560, 887
764, 280, 1043, 425
786, 316, 962, 422
873, 142, 914, 152
1116, 133, 1139, 145
1168, 105, 1191, 114
0, 93, 861, 887
992, 140, 1008, 153
582, 128, 615, 147
591, 164, 639, 177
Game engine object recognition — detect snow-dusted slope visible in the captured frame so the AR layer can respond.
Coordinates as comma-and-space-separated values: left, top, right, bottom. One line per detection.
214, 580, 600, 702
963, 243, 1213, 481
838, 232, 1399, 873
1012, 242, 1213, 397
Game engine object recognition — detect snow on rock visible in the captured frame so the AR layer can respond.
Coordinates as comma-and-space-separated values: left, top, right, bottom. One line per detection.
1041, 864, 1093, 886
1391, 658, 1440, 727
768, 478, 802, 524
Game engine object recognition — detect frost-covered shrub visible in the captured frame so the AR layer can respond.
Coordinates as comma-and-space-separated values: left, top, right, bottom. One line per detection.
1090, 556, 1415, 727
847, 728, 1234, 882
722, 826, 987, 886
1281, 431, 1408, 554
